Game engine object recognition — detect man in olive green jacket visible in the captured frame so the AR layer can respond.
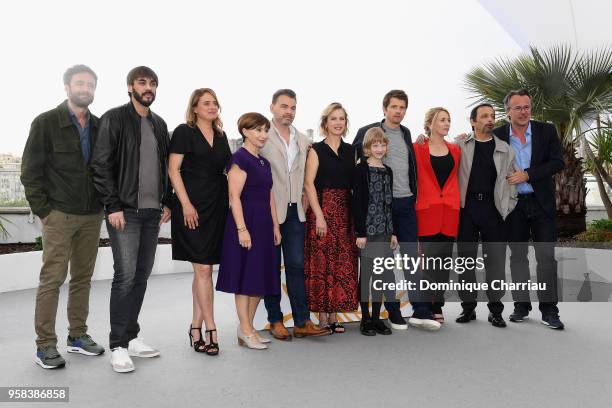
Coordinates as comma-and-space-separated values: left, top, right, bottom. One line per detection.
21, 65, 105, 369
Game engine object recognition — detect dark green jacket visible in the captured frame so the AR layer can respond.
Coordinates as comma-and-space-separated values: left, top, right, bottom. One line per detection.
21, 100, 102, 218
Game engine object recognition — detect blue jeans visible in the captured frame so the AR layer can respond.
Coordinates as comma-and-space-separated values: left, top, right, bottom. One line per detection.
264, 205, 310, 327
392, 196, 425, 316
107, 209, 161, 349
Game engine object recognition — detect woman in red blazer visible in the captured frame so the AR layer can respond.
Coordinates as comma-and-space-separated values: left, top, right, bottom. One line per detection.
412, 107, 460, 325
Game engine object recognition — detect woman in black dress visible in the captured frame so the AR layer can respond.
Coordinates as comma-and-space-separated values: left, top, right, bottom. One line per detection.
304, 102, 358, 333
168, 88, 231, 355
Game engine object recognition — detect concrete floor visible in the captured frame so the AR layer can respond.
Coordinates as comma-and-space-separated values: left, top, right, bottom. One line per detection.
1, 272, 611, 408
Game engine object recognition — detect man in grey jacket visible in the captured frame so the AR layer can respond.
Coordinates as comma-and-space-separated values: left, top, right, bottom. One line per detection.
455, 103, 517, 328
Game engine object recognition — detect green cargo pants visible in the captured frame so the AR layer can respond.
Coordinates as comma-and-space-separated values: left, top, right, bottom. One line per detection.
34, 209, 103, 347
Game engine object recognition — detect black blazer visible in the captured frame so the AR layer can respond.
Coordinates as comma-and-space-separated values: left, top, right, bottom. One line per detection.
353, 120, 418, 199
493, 120, 564, 216
352, 160, 397, 238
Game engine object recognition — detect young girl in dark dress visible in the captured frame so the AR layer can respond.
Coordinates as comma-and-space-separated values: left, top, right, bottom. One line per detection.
352, 127, 398, 336
168, 88, 231, 355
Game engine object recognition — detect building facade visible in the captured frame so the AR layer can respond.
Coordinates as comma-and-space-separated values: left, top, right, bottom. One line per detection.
0, 154, 26, 206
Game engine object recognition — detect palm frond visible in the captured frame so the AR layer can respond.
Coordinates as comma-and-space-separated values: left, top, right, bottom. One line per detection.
464, 43, 612, 145
0, 215, 10, 239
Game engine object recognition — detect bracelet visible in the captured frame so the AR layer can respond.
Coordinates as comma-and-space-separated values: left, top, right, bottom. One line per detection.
237, 226, 247, 232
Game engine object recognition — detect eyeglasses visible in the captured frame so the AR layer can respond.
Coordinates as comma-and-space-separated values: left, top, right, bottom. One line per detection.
510, 105, 531, 113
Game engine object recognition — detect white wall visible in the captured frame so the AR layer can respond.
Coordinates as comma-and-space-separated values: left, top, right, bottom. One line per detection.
0, 211, 172, 244
0, 245, 191, 293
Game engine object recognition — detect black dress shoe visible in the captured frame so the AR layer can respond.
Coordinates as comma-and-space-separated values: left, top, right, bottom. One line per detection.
488, 313, 507, 328
372, 319, 392, 335
455, 310, 476, 323
360, 319, 376, 336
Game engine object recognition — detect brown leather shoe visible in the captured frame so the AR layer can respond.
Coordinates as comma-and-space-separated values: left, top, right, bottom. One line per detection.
269, 322, 292, 341
293, 321, 331, 338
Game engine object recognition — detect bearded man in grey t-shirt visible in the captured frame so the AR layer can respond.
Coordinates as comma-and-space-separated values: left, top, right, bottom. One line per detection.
91, 66, 172, 373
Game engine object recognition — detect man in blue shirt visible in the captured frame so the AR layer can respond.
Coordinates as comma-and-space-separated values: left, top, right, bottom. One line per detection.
69, 109, 91, 165
509, 121, 534, 194
493, 89, 566, 330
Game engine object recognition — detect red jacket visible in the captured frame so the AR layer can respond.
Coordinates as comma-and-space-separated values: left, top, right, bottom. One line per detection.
413, 141, 461, 237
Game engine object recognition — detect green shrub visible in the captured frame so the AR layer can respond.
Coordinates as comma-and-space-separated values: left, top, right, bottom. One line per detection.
34, 236, 43, 251
575, 219, 612, 242
590, 219, 612, 231
575, 230, 612, 242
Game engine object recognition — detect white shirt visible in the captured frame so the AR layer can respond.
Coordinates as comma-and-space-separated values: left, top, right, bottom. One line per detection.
272, 123, 298, 171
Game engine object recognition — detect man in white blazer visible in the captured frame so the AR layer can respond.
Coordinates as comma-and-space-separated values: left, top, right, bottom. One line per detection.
260, 89, 329, 340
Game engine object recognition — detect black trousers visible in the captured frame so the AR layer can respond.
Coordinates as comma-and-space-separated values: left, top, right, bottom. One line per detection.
457, 198, 506, 314
505, 194, 559, 315
419, 233, 455, 313
359, 234, 398, 320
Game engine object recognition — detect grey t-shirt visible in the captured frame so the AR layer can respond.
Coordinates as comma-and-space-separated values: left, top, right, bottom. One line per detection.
382, 123, 412, 197
138, 117, 160, 209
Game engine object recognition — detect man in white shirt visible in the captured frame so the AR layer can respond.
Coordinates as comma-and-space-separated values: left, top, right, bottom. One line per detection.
260, 89, 329, 340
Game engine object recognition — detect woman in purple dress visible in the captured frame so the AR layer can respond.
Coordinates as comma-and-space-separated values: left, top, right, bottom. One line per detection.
216, 112, 281, 350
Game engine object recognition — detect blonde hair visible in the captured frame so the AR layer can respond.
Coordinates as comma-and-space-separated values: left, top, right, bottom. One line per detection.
362, 127, 389, 157
185, 88, 223, 131
423, 107, 450, 136
319, 102, 349, 137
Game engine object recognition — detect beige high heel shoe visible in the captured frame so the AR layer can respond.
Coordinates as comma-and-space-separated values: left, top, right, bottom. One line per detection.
237, 327, 267, 350
254, 331, 271, 344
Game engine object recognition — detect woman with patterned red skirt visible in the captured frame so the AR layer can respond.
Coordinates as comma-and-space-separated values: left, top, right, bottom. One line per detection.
303, 102, 358, 333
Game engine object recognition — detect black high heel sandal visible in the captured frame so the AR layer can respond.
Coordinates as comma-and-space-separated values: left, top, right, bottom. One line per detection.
329, 322, 345, 334
203, 329, 220, 356
188, 325, 206, 353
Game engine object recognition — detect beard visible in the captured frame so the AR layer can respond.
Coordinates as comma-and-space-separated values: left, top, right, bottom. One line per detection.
280, 115, 294, 125
132, 89, 156, 107
68, 91, 94, 108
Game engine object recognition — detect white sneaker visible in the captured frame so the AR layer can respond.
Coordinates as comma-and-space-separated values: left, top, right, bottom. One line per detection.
128, 338, 160, 358
408, 316, 441, 331
110, 347, 135, 373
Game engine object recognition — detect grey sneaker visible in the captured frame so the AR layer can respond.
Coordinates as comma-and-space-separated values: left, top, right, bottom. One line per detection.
67, 334, 105, 356
35, 345, 66, 369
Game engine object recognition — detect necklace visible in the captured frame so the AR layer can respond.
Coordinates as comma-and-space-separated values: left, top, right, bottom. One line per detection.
243, 146, 265, 166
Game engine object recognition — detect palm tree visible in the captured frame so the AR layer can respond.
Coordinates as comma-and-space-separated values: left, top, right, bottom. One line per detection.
0, 215, 10, 239
585, 121, 612, 218
464, 44, 612, 236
